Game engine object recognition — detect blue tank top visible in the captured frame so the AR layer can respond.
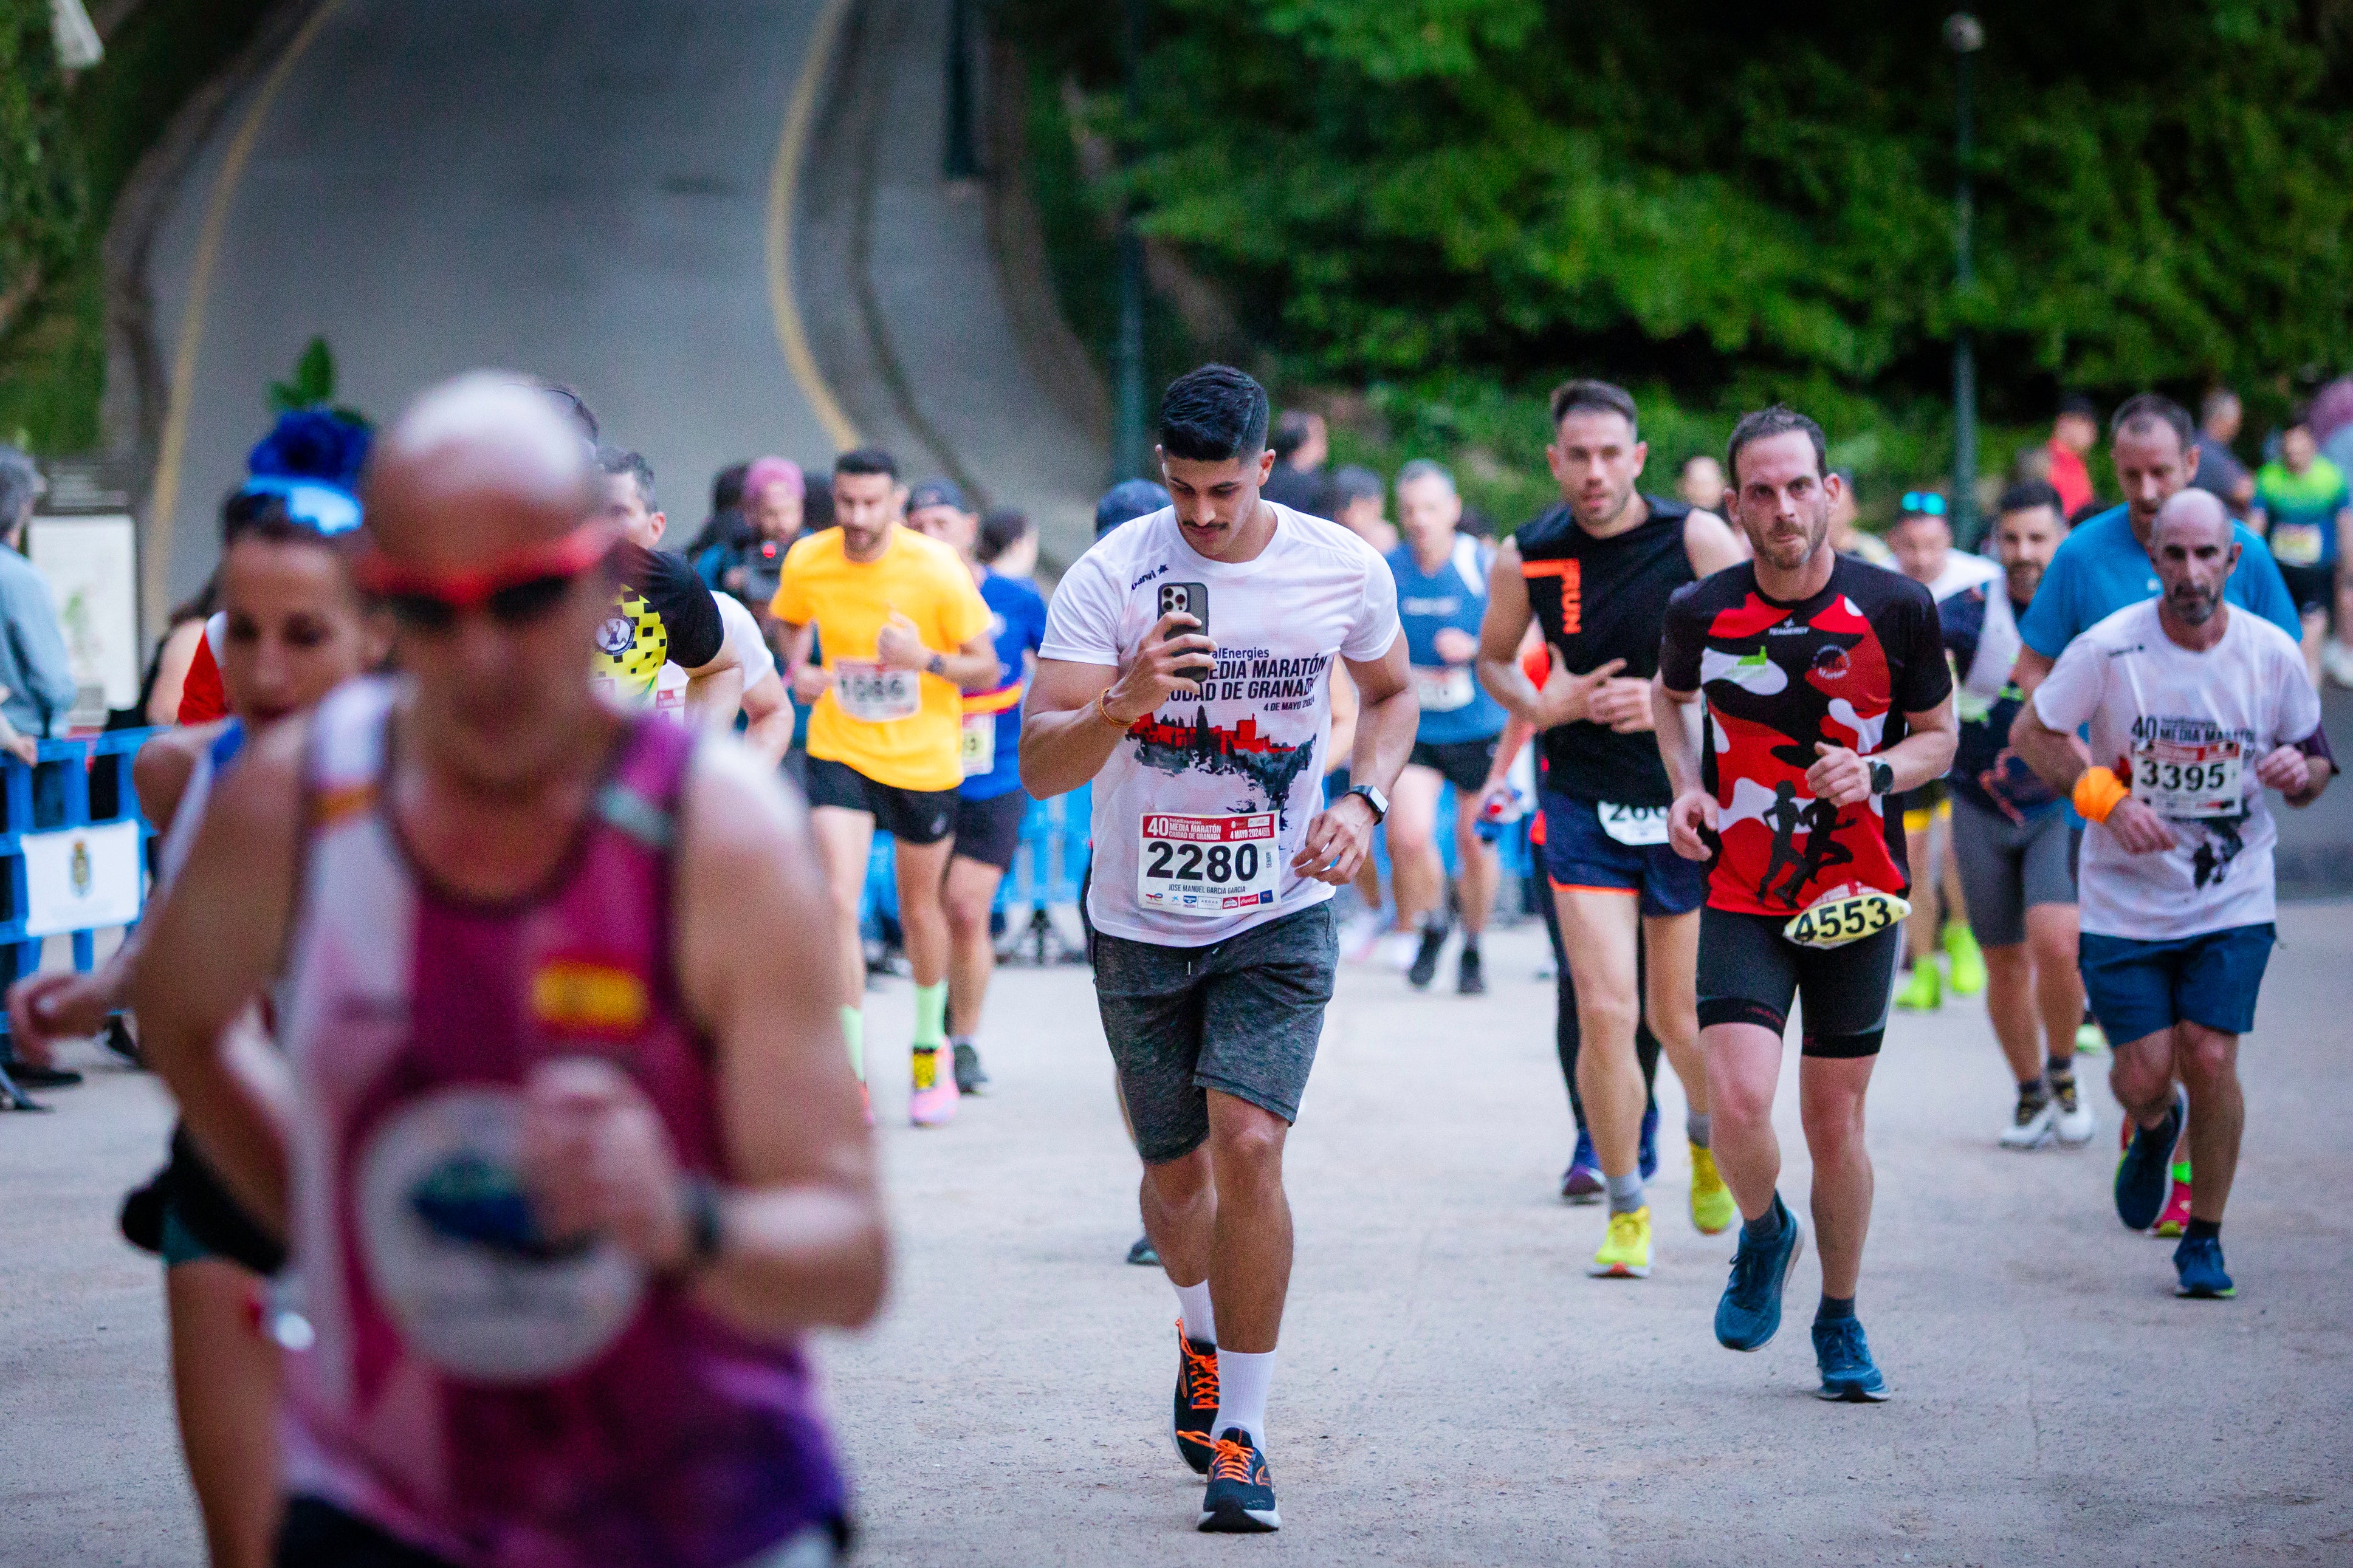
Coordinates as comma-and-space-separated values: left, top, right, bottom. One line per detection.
1386, 536, 1505, 744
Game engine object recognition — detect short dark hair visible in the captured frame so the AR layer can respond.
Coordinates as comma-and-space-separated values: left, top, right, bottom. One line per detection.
1330, 465, 1384, 510
219, 486, 360, 555
2056, 392, 2098, 422
712, 460, 751, 514
1271, 409, 1316, 462
1725, 405, 1828, 486
835, 447, 899, 481
978, 506, 1030, 564
1548, 378, 1638, 434
596, 445, 657, 510
1159, 365, 1271, 462
1997, 478, 2066, 518
2109, 392, 2194, 452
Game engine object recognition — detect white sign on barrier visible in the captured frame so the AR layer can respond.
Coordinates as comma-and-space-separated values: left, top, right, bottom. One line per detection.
30, 514, 140, 719
21, 819, 142, 937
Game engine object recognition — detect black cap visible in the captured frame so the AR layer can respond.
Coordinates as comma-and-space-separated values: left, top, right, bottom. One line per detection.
907, 478, 969, 515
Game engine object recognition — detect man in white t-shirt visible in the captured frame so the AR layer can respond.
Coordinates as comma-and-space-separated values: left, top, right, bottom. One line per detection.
1022, 365, 1415, 1534
2013, 491, 2333, 1299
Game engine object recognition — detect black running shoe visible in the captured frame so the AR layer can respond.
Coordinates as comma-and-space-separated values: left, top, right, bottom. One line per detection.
1172, 1323, 1218, 1474
1198, 1428, 1279, 1533
1455, 944, 1485, 995
2, 1058, 81, 1088
1407, 926, 1446, 989
952, 1041, 988, 1095
1125, 1234, 1160, 1267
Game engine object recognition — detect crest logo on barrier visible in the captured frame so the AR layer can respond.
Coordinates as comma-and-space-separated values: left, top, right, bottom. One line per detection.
70, 840, 91, 899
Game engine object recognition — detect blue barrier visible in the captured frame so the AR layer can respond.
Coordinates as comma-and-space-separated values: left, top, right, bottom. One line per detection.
856, 784, 1094, 964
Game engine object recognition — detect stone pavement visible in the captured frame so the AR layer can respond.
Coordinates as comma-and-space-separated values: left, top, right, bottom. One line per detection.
9, 903, 2348, 1565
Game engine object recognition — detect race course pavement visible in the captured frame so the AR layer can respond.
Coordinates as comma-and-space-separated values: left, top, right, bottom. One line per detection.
7, 902, 2348, 1564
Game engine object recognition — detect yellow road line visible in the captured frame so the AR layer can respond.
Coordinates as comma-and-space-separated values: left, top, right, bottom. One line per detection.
766, 0, 862, 453
145, 0, 347, 629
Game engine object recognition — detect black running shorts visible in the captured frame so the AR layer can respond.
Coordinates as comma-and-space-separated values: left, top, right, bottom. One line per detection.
950, 788, 1031, 874
804, 756, 957, 845
1695, 906, 1900, 1058
1406, 734, 1500, 796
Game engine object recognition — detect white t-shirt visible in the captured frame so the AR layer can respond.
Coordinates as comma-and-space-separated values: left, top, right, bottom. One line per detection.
2032, 599, 2321, 939
1924, 549, 2001, 602
1042, 504, 1401, 945
713, 593, 778, 687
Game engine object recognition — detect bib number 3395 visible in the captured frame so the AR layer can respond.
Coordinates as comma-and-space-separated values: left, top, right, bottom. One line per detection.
1784, 889, 1910, 950
1138, 812, 1279, 916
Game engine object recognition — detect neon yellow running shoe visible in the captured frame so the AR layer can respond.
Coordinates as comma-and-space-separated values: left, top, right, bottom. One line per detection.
1590, 1206, 1653, 1278
1689, 1145, 1736, 1234
1895, 962, 1942, 1012
1943, 922, 1986, 996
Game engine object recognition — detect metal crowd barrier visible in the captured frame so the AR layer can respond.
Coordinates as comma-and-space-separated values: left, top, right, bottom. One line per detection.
0, 728, 160, 1111
857, 783, 1094, 968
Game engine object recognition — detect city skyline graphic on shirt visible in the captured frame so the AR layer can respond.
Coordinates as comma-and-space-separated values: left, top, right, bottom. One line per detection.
1128, 706, 1319, 827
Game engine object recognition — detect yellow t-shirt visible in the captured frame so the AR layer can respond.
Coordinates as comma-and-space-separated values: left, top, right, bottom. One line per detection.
770, 526, 992, 792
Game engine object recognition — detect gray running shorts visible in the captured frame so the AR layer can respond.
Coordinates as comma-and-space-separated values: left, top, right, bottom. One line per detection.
1950, 792, 2076, 950
1093, 901, 1337, 1163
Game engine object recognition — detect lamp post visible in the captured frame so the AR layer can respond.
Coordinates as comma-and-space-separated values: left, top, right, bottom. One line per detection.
944, 0, 981, 182
1946, 13, 1983, 547
1111, 0, 1149, 481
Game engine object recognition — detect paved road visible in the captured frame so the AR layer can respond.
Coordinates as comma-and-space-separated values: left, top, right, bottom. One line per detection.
7, 903, 2349, 1564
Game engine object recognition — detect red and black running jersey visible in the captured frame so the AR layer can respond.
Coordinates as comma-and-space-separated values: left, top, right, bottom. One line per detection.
1658, 556, 1951, 916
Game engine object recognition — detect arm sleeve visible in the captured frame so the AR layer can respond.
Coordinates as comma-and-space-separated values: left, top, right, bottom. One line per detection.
716, 595, 777, 684
1037, 556, 1122, 666
2029, 637, 2103, 736
1657, 584, 1705, 692
1339, 549, 1401, 662
1894, 587, 1955, 713
645, 550, 726, 672
2016, 550, 2078, 659
2233, 533, 2306, 642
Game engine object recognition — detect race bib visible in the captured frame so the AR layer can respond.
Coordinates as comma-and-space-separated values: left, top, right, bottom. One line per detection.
1598, 802, 1669, 846
2131, 737, 2242, 819
592, 662, 690, 725
1412, 665, 1475, 712
960, 710, 995, 776
2270, 522, 2324, 567
834, 659, 921, 722
1784, 887, 1911, 950
1137, 812, 1279, 916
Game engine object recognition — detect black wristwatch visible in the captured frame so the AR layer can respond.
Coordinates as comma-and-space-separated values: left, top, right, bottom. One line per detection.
1347, 782, 1389, 823
1868, 759, 1895, 796
925, 652, 946, 679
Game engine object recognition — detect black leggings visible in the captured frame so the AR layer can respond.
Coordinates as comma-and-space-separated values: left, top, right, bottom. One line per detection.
1537, 880, 1660, 1134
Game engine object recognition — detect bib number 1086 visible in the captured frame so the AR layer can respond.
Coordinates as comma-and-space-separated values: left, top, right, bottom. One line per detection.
1138, 812, 1279, 916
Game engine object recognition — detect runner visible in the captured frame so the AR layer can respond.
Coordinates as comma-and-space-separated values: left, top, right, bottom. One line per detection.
591, 446, 742, 725
1385, 459, 1505, 993
905, 479, 1048, 1095
1475, 379, 1747, 1275
772, 448, 998, 1126
713, 589, 800, 766
2012, 393, 2305, 1232
12, 476, 382, 1568
1653, 405, 1957, 1400
128, 374, 882, 1567
2248, 415, 2349, 686
1021, 365, 1414, 1533
2011, 491, 2332, 1296
1884, 489, 1997, 1012
1947, 481, 2095, 1149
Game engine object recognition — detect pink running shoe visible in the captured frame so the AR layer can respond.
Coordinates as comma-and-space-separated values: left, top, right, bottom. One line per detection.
2152, 1167, 2192, 1238
909, 1047, 959, 1127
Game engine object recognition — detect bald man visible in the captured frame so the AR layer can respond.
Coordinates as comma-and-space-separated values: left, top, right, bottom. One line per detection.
2013, 490, 2333, 1301
131, 373, 884, 1567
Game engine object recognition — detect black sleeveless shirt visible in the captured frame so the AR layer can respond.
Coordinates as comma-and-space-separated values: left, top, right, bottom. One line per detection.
1514, 494, 1695, 808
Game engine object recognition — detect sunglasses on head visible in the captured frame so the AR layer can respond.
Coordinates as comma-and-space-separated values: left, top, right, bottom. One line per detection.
355, 520, 619, 632
1899, 491, 1948, 518
238, 476, 365, 536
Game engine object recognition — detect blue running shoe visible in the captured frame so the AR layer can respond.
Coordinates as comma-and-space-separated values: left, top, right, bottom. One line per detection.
1561, 1128, 1603, 1203
1638, 1101, 1660, 1182
1198, 1429, 1280, 1533
2173, 1234, 2235, 1299
1715, 1195, 1805, 1352
1812, 1316, 1891, 1402
2114, 1087, 2186, 1232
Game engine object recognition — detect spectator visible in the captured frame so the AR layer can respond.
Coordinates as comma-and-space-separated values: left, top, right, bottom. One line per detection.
684, 460, 753, 560
1677, 453, 1728, 515
132, 574, 220, 728
1260, 408, 1330, 515
0, 447, 83, 1090
2189, 388, 2256, 515
2249, 416, 2351, 688
698, 457, 803, 614
2310, 374, 2353, 474
2046, 394, 2100, 521
1827, 468, 1894, 567
1328, 464, 1398, 553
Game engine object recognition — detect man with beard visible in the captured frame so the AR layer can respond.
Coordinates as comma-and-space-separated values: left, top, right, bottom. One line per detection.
2013, 491, 2332, 1299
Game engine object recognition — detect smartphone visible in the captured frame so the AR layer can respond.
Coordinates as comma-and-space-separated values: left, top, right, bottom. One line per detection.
1158, 582, 1215, 680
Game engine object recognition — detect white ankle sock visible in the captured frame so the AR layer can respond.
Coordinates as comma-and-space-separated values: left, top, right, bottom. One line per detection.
1172, 1279, 1216, 1346
1212, 1348, 1274, 1448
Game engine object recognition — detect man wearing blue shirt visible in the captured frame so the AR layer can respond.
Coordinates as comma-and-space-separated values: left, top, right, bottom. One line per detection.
2015, 394, 2300, 688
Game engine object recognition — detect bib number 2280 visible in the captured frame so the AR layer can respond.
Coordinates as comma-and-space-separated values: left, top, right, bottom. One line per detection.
1138, 812, 1279, 916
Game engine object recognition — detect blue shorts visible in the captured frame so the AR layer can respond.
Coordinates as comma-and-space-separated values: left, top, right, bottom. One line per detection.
1539, 789, 1708, 919
2078, 923, 2275, 1043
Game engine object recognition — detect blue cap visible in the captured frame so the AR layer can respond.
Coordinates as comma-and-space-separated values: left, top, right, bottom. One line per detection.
907, 477, 969, 515
1094, 479, 1170, 540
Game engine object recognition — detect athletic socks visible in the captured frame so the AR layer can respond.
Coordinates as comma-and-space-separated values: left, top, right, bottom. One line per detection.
1173, 1279, 1217, 1347
913, 981, 949, 1050
840, 1004, 865, 1081
1687, 1112, 1712, 1150
1816, 1293, 1857, 1324
2184, 1217, 2221, 1242
1212, 1348, 1275, 1450
1605, 1171, 1645, 1215
2017, 1075, 2051, 1108
1743, 1198, 1785, 1247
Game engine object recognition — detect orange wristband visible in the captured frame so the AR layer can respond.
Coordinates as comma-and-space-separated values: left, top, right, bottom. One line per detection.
2073, 766, 2129, 824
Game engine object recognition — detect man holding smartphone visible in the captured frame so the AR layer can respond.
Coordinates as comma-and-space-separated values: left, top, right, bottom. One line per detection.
1022, 365, 1416, 1534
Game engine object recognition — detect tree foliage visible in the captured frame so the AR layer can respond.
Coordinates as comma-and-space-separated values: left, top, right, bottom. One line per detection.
0, 0, 91, 299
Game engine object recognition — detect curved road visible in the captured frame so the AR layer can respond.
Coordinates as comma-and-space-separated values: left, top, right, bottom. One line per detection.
143, 0, 850, 615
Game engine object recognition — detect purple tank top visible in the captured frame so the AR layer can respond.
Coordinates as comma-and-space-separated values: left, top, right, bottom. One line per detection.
278, 679, 843, 1567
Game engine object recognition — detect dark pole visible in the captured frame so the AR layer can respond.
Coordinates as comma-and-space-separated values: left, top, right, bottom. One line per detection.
1946, 13, 1983, 547
944, 0, 981, 180
1111, 0, 1149, 481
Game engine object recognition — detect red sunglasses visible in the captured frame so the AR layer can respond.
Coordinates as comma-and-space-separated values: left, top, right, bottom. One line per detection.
356, 521, 620, 632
